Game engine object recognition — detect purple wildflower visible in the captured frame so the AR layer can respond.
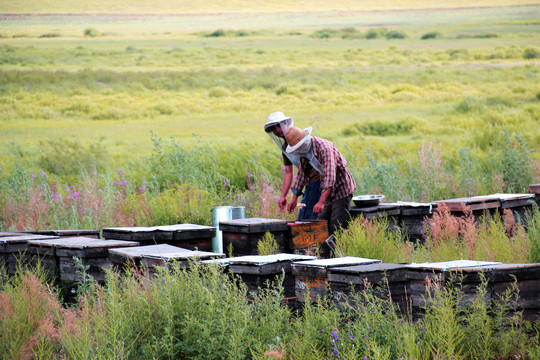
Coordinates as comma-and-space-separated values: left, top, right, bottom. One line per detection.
72, 191, 80, 200
333, 348, 339, 358
332, 330, 340, 342
247, 172, 253, 178
222, 178, 229, 187
31, 173, 36, 179
38, 185, 43, 190
118, 170, 124, 177
41, 170, 47, 177
138, 186, 146, 193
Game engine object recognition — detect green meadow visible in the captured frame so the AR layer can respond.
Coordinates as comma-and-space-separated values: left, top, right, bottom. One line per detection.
0, 1, 539, 230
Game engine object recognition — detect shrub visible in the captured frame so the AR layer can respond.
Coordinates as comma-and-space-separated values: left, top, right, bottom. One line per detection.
39, 33, 61, 38
421, 31, 441, 40
386, 30, 407, 39
206, 29, 226, 37
365, 27, 388, 39
310, 28, 339, 39
257, 232, 279, 255
523, 47, 540, 59
83, 28, 100, 37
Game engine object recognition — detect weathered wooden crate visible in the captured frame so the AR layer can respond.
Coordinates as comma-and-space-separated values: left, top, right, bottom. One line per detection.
170, 224, 216, 251
449, 262, 540, 322
530, 184, 540, 208
433, 194, 535, 224
101, 225, 176, 243
103, 224, 216, 249
141, 248, 224, 276
1, 234, 59, 276
292, 257, 382, 303
28, 237, 139, 283
26, 229, 100, 238
349, 203, 401, 228
394, 202, 436, 243
220, 218, 290, 256
328, 263, 410, 312
227, 253, 316, 299
109, 244, 189, 271
287, 220, 329, 256
405, 260, 503, 318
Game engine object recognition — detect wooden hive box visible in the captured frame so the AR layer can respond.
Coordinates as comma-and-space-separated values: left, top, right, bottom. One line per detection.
170, 224, 216, 251
291, 257, 381, 303
530, 184, 540, 208
220, 218, 290, 256
287, 220, 329, 256
393, 202, 436, 243
348, 203, 401, 229
141, 248, 224, 277
28, 237, 139, 283
26, 229, 100, 238
405, 260, 502, 318
109, 244, 188, 271
102, 225, 178, 244
228, 253, 316, 299
449, 262, 540, 322
1, 234, 59, 276
327, 263, 410, 312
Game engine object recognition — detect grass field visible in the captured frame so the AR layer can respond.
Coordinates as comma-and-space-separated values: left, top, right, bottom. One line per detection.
0, 1, 539, 230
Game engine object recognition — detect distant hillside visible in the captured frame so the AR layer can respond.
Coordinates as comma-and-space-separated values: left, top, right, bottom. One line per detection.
0, 0, 536, 14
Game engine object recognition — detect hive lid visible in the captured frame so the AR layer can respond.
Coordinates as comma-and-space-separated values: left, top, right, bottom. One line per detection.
0, 234, 59, 244
109, 244, 189, 258
27, 237, 138, 249
228, 253, 316, 266
406, 260, 502, 271
292, 256, 381, 269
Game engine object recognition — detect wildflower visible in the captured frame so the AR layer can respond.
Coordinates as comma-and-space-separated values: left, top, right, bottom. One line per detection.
138, 186, 146, 193
223, 178, 229, 187
72, 191, 80, 201
333, 348, 339, 358
38, 184, 43, 190
41, 170, 47, 177
118, 170, 124, 177
348, 333, 355, 339
247, 172, 253, 178
332, 330, 340, 342
31, 173, 36, 179
363, 357, 369, 360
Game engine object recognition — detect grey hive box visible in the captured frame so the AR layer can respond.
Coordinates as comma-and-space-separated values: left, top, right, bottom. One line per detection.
328, 262, 410, 311
109, 244, 189, 270
1, 234, 59, 276
220, 218, 290, 256
140, 248, 224, 276
405, 260, 503, 318
102, 224, 216, 250
227, 253, 316, 299
291, 256, 382, 303
28, 237, 138, 282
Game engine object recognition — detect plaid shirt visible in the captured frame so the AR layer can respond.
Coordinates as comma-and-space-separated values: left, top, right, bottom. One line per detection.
292, 137, 356, 201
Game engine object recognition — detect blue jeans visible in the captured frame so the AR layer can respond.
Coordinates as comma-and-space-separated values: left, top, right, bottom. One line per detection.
298, 180, 321, 221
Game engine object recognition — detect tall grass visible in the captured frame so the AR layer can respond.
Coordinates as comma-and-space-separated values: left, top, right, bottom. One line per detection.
1, 263, 539, 359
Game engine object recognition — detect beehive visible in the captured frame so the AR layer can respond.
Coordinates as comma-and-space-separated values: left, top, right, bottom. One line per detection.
227, 253, 316, 299
220, 218, 290, 256
291, 257, 381, 303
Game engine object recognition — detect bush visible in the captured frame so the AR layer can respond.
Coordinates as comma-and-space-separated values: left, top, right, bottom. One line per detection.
310, 28, 339, 39
386, 30, 407, 39
421, 31, 440, 40
83, 28, 100, 37
523, 47, 540, 59
257, 232, 279, 255
365, 27, 388, 39
39, 33, 61, 38
206, 29, 226, 37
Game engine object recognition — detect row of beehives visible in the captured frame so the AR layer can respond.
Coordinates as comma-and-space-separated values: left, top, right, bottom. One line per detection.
1, 231, 539, 321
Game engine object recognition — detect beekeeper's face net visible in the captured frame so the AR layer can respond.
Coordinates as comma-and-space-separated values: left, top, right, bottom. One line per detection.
266, 118, 293, 152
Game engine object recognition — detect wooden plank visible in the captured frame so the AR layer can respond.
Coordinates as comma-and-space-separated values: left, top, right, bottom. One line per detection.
228, 254, 316, 275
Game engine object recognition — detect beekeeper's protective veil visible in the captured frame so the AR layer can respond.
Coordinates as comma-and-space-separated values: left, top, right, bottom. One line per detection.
264, 112, 300, 167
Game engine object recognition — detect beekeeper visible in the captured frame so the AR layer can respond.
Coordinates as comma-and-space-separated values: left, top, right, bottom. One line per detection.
264, 112, 321, 220
284, 126, 356, 235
